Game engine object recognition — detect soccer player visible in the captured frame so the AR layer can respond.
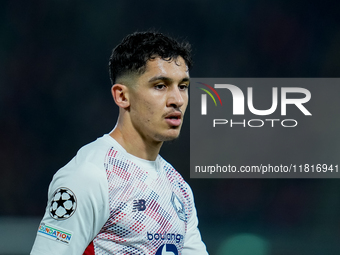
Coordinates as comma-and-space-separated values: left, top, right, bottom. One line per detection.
31, 31, 208, 255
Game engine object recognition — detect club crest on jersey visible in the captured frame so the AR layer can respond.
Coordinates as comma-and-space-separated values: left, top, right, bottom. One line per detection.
171, 193, 186, 221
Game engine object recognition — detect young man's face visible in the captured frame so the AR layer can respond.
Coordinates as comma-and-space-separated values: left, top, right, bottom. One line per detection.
128, 56, 189, 143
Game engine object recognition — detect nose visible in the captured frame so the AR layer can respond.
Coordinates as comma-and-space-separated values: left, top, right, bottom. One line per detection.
167, 86, 185, 108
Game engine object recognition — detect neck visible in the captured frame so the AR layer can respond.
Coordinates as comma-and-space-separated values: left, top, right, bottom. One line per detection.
110, 120, 163, 161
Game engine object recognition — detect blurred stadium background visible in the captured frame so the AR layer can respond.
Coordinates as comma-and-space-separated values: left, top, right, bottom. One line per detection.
1, 0, 340, 254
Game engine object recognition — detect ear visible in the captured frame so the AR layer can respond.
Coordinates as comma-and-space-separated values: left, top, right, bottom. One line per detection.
111, 84, 130, 108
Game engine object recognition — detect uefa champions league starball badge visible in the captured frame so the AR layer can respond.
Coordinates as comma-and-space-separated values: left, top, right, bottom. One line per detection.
49, 188, 77, 220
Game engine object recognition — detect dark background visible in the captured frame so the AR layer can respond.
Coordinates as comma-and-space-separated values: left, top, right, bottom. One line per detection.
1, 0, 340, 254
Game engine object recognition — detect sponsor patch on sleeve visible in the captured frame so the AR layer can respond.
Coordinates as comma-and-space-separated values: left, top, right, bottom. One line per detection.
49, 187, 77, 220
37, 222, 73, 245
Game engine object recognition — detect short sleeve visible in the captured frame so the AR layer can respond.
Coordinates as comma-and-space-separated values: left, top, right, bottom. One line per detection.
30, 161, 109, 255
182, 186, 209, 255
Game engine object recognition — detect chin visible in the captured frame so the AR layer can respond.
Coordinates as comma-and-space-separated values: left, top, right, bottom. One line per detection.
155, 130, 181, 142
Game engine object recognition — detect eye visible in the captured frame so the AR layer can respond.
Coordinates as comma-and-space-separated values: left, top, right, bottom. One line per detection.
179, 84, 189, 91
154, 84, 166, 90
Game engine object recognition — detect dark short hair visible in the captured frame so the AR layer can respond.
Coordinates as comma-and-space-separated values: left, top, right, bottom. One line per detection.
109, 31, 192, 85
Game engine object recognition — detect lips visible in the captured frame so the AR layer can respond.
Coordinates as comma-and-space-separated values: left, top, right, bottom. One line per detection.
164, 112, 182, 127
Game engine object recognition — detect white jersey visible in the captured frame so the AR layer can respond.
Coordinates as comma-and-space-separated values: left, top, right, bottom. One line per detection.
31, 134, 208, 255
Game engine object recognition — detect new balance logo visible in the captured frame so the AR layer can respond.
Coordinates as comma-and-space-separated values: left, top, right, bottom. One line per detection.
133, 199, 146, 212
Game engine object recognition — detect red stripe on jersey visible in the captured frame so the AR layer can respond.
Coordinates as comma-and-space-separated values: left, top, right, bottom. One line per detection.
83, 241, 95, 255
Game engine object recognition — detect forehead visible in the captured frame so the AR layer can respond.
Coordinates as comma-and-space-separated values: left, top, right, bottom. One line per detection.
142, 56, 189, 80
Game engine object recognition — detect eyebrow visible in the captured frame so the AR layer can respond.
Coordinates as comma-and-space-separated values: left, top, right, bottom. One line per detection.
148, 76, 190, 84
